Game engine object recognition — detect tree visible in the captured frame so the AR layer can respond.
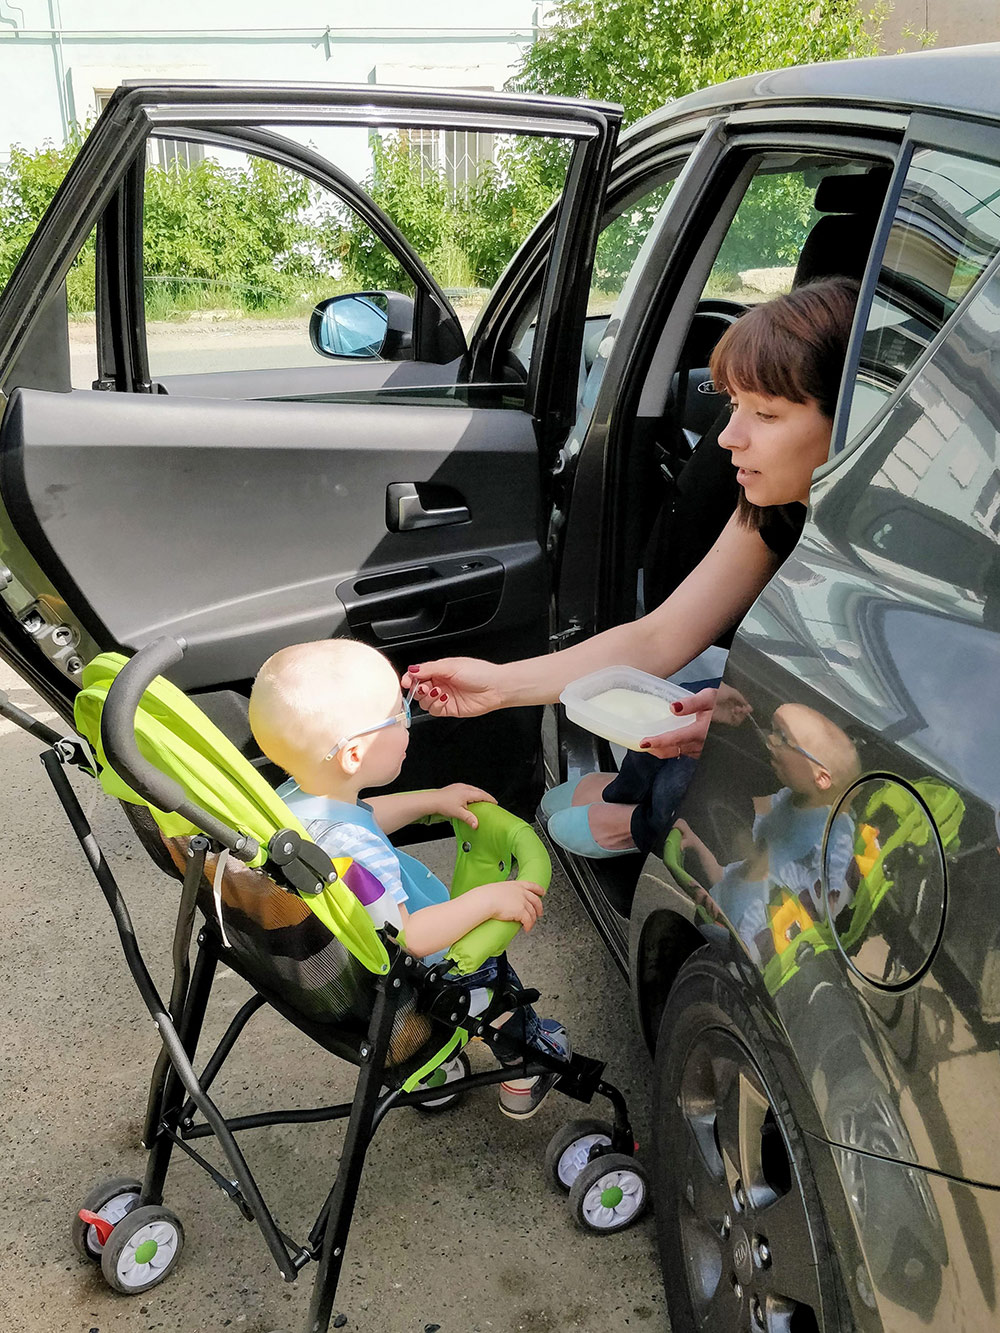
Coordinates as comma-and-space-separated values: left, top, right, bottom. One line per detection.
513, 0, 886, 126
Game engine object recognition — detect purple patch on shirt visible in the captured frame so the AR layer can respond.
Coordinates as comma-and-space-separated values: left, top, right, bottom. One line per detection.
342, 860, 388, 907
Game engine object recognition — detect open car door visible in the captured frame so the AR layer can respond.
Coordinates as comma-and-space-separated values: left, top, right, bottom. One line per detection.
0, 83, 621, 812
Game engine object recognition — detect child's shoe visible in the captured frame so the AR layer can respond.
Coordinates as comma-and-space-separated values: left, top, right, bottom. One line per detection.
498, 1020, 571, 1120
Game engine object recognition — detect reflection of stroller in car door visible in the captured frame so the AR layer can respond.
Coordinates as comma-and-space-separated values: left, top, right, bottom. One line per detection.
0, 638, 648, 1332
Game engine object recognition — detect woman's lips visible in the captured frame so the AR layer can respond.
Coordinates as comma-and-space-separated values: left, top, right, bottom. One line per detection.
736, 466, 760, 485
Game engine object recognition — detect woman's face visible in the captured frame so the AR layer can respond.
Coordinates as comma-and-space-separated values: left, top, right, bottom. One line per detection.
717, 386, 833, 508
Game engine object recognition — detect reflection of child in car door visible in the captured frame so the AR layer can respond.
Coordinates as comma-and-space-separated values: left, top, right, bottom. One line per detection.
674, 703, 861, 961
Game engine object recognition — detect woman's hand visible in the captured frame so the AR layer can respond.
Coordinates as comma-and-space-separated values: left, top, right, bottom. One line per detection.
432, 783, 497, 829
638, 684, 752, 759
402, 658, 506, 717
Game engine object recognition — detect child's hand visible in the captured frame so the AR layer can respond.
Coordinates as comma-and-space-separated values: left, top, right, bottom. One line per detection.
483, 879, 546, 932
673, 817, 697, 850
433, 783, 497, 829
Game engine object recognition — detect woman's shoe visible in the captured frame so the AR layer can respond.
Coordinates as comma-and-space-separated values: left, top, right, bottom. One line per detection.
546, 804, 639, 859
539, 777, 586, 819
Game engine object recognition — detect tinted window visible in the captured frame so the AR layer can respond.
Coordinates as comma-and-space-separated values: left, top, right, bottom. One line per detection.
847, 148, 1000, 441
823, 258, 1000, 614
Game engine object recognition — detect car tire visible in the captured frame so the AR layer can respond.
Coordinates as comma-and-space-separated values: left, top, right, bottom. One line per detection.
652, 948, 851, 1332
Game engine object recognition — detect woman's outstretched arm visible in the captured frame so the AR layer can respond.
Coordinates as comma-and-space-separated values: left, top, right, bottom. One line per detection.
404, 512, 778, 717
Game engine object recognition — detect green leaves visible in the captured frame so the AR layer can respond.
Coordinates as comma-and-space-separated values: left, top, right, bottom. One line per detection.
514, 0, 886, 126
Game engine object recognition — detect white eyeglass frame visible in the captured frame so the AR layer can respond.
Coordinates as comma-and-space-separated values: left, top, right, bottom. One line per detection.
323, 689, 413, 762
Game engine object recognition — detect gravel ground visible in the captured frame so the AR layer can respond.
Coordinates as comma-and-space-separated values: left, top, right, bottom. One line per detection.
0, 661, 666, 1333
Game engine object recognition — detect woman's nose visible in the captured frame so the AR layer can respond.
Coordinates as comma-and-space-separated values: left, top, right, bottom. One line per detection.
718, 414, 744, 451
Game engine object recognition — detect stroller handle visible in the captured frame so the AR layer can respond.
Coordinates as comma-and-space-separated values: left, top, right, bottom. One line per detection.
101, 635, 188, 814
101, 636, 260, 861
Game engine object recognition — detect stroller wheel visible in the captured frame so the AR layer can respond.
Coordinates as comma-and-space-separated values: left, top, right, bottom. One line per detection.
100, 1204, 184, 1294
568, 1153, 650, 1234
72, 1175, 143, 1262
413, 1049, 471, 1113
545, 1119, 614, 1193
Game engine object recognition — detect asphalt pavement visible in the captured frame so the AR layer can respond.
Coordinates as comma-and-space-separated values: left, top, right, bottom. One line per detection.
0, 661, 665, 1333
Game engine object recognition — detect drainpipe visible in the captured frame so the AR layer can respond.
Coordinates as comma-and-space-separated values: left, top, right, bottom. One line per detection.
47, 0, 69, 138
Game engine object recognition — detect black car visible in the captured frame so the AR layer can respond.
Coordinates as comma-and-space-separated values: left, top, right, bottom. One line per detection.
3, 45, 1000, 1333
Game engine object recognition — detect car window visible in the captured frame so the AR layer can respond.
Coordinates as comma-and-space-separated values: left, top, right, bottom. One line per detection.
704, 160, 874, 303
820, 254, 1000, 618
846, 147, 1000, 443
588, 179, 676, 318
0, 222, 98, 396
141, 139, 414, 381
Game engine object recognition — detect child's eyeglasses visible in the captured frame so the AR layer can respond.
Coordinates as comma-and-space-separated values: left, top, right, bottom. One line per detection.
323, 689, 413, 762
749, 714, 828, 770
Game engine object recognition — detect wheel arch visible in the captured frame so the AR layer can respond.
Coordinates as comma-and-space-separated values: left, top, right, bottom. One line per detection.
629, 891, 707, 1053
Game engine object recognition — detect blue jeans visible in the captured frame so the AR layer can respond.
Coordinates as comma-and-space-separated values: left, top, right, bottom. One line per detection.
456, 955, 550, 1058
600, 676, 721, 856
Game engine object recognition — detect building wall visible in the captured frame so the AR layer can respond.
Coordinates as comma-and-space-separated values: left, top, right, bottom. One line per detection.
0, 0, 541, 157
880, 0, 1000, 50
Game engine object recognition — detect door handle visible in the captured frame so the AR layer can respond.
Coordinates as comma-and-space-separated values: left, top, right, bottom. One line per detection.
386, 482, 470, 532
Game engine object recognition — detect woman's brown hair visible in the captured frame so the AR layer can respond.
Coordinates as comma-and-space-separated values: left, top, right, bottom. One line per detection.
709, 276, 859, 529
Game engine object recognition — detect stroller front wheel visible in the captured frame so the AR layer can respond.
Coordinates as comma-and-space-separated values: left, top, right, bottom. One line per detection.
100, 1204, 185, 1293
568, 1153, 650, 1234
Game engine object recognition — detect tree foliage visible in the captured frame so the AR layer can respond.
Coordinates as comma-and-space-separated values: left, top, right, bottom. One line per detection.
514, 0, 885, 125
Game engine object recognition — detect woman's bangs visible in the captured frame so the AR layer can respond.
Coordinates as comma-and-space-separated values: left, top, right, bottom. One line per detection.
710, 314, 806, 404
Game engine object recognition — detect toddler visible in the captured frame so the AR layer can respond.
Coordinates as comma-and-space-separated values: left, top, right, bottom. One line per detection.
249, 637, 570, 1119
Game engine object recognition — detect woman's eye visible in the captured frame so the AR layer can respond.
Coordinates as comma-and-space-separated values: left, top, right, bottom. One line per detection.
756, 412, 776, 421
726, 400, 738, 414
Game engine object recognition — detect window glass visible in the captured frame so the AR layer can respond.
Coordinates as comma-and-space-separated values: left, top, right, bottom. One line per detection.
705, 166, 825, 301
140, 127, 576, 385
142, 140, 412, 380
847, 148, 1000, 442
821, 259, 1000, 614
588, 179, 675, 317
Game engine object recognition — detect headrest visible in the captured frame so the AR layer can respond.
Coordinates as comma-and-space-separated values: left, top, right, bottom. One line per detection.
814, 167, 891, 215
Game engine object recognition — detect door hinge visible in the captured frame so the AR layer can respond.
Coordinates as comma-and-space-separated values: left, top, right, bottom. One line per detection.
549, 618, 584, 647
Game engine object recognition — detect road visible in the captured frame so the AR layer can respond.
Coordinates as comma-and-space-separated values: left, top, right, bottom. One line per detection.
0, 660, 665, 1333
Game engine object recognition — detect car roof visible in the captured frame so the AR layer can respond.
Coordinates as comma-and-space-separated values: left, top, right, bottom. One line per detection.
630, 43, 1000, 136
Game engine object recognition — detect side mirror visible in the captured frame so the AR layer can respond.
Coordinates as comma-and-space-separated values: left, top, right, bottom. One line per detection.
309, 291, 414, 361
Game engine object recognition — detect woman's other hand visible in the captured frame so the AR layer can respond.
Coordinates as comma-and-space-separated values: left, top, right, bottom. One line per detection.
402, 658, 505, 717
639, 684, 752, 758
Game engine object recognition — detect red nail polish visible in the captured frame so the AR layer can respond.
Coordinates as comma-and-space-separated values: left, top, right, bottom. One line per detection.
408, 665, 420, 673
430, 689, 439, 698
440, 694, 448, 702
640, 741, 651, 749
671, 702, 683, 713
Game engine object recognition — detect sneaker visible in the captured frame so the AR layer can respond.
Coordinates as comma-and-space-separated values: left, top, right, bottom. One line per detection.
414, 1051, 468, 1113
498, 1020, 571, 1121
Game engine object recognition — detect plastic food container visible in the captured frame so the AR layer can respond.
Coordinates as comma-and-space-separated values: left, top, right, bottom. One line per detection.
559, 667, 693, 751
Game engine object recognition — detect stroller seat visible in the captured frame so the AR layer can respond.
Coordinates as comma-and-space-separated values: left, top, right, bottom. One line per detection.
6, 635, 647, 1330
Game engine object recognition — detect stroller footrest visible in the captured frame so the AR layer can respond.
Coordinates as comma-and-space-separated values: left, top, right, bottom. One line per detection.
554, 1053, 607, 1104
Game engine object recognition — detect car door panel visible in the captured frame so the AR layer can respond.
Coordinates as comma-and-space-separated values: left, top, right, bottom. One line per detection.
1, 383, 545, 679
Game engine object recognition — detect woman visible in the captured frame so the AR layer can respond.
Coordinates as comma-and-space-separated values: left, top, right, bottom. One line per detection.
404, 277, 859, 858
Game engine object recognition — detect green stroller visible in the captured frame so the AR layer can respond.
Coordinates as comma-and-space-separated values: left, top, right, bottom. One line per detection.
3, 636, 647, 1332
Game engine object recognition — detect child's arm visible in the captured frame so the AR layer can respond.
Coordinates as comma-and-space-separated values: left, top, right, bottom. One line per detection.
399, 879, 545, 959
674, 818, 725, 885
368, 783, 497, 835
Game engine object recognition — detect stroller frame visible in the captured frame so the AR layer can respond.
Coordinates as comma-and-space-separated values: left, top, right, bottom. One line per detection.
4, 645, 638, 1333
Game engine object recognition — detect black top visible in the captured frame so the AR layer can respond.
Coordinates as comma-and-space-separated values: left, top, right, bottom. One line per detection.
759, 502, 807, 561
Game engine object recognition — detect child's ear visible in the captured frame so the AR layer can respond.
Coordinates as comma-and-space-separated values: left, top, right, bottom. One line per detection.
815, 768, 832, 792
339, 743, 363, 776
